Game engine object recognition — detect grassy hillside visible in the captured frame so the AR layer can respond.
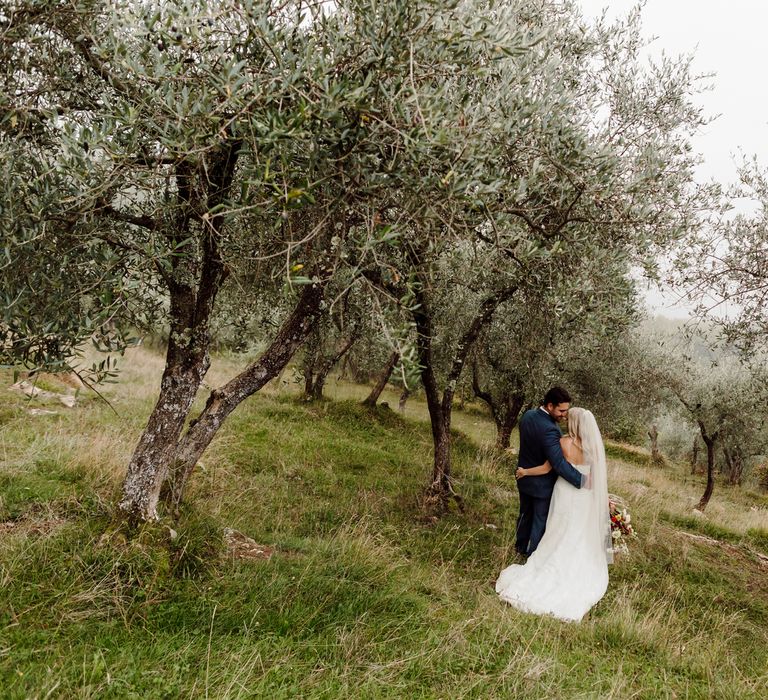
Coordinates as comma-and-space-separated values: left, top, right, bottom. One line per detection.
1, 347, 767, 699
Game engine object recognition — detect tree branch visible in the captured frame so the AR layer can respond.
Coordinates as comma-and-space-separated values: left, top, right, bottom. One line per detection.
471, 357, 493, 405
101, 205, 159, 231
65, 31, 135, 98
444, 283, 518, 392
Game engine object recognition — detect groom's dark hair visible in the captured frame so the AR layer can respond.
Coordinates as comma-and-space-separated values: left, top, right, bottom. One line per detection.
544, 386, 572, 406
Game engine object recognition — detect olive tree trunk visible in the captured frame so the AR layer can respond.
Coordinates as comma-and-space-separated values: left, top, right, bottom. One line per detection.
362, 350, 399, 407
471, 361, 525, 450
723, 446, 744, 486
412, 284, 518, 511
303, 328, 359, 401
119, 147, 237, 522
118, 337, 210, 522
673, 392, 722, 513
696, 421, 719, 512
363, 266, 516, 511
648, 424, 664, 465
398, 386, 411, 412
691, 436, 700, 475
494, 404, 524, 450
162, 282, 325, 513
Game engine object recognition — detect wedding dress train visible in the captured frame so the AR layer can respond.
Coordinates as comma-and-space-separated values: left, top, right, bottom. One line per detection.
496, 411, 612, 622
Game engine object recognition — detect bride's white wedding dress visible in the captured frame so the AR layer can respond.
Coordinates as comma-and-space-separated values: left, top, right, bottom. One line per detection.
496, 411, 612, 622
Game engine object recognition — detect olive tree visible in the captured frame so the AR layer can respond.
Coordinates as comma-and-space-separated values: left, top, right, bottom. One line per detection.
300, 276, 372, 401
675, 162, 768, 357
472, 254, 640, 448
666, 359, 768, 510
2, 0, 525, 520
361, 1, 713, 510
615, 330, 768, 508
2, 0, 716, 519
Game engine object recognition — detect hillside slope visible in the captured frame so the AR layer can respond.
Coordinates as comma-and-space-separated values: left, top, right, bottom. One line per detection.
1, 348, 767, 698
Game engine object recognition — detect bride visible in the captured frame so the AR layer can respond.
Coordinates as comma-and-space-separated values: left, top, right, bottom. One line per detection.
495, 407, 612, 622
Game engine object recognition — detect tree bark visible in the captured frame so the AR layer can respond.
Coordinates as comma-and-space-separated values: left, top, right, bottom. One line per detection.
301, 331, 321, 399
648, 424, 664, 465
494, 400, 524, 450
759, 465, 768, 492
118, 338, 209, 522
119, 144, 239, 522
696, 422, 718, 511
119, 280, 219, 522
310, 371, 326, 401
362, 350, 399, 407
732, 452, 743, 486
337, 354, 351, 381
691, 437, 700, 475
420, 355, 455, 510
304, 372, 316, 399
723, 446, 744, 486
398, 386, 411, 412
162, 282, 325, 513
673, 391, 721, 512
471, 360, 524, 450
415, 283, 517, 511
363, 263, 516, 511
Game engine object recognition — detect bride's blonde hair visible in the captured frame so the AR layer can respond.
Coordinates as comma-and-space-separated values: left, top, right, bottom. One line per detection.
567, 407, 590, 446
568, 407, 603, 465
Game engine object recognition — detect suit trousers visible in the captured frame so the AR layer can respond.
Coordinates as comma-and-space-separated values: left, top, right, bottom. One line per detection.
515, 490, 552, 555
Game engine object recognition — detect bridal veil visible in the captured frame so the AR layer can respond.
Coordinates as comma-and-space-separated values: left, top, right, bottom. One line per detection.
569, 407, 613, 565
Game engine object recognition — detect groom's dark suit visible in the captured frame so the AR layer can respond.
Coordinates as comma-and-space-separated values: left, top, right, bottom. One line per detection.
515, 407, 584, 555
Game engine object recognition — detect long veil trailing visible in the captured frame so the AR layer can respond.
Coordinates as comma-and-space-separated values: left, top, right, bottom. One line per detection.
495, 406, 611, 621
576, 409, 613, 565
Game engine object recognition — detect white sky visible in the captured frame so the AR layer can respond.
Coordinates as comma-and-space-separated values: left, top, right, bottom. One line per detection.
578, 0, 768, 317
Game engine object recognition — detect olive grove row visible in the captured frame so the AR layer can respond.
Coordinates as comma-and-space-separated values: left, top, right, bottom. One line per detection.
2, 0, 765, 521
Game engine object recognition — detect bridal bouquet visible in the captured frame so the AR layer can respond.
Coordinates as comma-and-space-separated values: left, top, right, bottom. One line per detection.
609, 496, 636, 555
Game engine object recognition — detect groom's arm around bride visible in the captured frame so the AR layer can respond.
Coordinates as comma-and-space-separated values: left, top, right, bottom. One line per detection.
518, 408, 584, 491
514, 387, 584, 556
540, 421, 588, 489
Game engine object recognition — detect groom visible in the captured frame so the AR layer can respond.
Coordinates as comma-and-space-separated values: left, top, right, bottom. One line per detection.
514, 386, 586, 556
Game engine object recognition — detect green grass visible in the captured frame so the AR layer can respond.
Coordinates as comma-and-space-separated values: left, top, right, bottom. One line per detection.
1, 348, 768, 698
605, 441, 655, 468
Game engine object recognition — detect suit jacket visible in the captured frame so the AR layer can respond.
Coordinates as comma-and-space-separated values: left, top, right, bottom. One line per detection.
516, 408, 583, 498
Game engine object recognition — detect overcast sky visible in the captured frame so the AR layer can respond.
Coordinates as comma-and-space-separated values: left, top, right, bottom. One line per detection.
577, 0, 768, 316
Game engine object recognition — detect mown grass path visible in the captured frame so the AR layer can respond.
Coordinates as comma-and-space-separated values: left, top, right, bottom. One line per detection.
1, 348, 767, 698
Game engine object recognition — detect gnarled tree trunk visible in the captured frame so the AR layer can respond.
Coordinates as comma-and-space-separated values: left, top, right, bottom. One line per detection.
673, 392, 722, 513
723, 446, 744, 486
413, 283, 517, 511
337, 354, 351, 381
363, 264, 516, 512
119, 146, 237, 522
302, 331, 321, 399
691, 436, 700, 475
119, 339, 210, 522
494, 403, 524, 451
162, 282, 325, 513
648, 424, 664, 465
303, 329, 359, 401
